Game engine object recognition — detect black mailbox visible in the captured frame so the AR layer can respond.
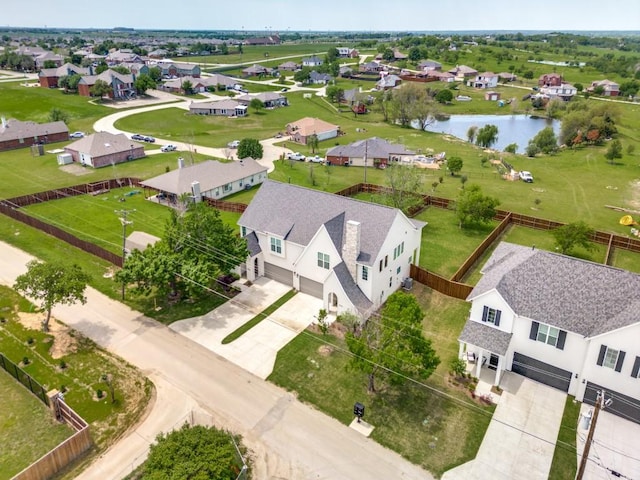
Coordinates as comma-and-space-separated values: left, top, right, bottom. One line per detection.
354, 402, 365, 422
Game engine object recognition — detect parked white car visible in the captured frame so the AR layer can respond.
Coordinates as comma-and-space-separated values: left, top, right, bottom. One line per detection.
308, 155, 325, 163
228, 140, 240, 149
519, 171, 534, 183
69, 131, 85, 138
286, 152, 306, 161
161, 144, 177, 152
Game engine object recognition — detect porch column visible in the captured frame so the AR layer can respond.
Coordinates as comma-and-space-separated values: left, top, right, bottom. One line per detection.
494, 356, 502, 386
475, 348, 483, 378
458, 342, 464, 359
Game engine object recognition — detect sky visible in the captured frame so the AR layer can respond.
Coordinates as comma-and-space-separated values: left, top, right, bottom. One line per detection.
3, 0, 640, 32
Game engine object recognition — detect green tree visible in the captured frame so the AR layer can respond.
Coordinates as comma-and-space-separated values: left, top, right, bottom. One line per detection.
467, 126, 478, 143
181, 79, 194, 94
14, 261, 90, 332
293, 67, 311, 83
345, 291, 440, 393
326, 85, 344, 103
504, 143, 518, 154
435, 88, 453, 104
117, 203, 248, 300
475, 124, 499, 148
237, 138, 263, 159
605, 139, 623, 164
43, 60, 57, 68
95, 61, 109, 74
455, 184, 500, 228
90, 79, 112, 98
48, 108, 69, 123
111, 65, 130, 75
142, 424, 245, 479
249, 98, 264, 113
382, 48, 395, 62
408, 46, 422, 62
528, 126, 558, 154
133, 73, 156, 95
326, 47, 339, 63
553, 221, 595, 255
447, 156, 463, 176
523, 70, 534, 79
307, 134, 319, 154
384, 164, 424, 213
148, 66, 162, 83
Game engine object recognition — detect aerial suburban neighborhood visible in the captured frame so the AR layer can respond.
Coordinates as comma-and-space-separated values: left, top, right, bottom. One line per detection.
1, 3, 640, 479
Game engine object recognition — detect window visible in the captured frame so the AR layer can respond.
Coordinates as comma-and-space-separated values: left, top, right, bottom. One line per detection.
379, 259, 383, 272
384, 255, 388, 267
241, 226, 246, 237
223, 183, 232, 192
270, 237, 282, 254
396, 266, 401, 274
389, 277, 392, 287
481, 306, 501, 326
529, 321, 566, 350
361, 266, 368, 281
317, 252, 330, 269
632, 357, 640, 379
597, 344, 625, 372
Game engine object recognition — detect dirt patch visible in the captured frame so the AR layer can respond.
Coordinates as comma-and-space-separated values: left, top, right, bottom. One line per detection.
59, 164, 92, 176
317, 345, 333, 356
628, 179, 640, 210
15, 311, 78, 359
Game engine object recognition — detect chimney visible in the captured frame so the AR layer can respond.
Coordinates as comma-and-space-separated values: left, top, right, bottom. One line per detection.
177, 157, 185, 169
342, 220, 361, 281
1, 117, 7, 129
191, 181, 202, 203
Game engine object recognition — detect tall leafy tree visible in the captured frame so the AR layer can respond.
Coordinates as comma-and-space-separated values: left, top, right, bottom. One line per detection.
307, 134, 319, 154
553, 221, 595, 255
237, 138, 263, 159
181, 79, 194, 95
605, 139, 623, 164
249, 98, 264, 113
345, 291, 440, 393
528, 126, 558, 154
447, 156, 463, 176
48, 107, 69, 123
133, 73, 156, 94
475, 124, 499, 148
14, 261, 90, 332
90, 79, 112, 98
143, 424, 245, 479
455, 184, 500, 228
384, 164, 424, 213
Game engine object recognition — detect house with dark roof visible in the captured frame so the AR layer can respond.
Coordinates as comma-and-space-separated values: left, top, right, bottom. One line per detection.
308, 71, 332, 85
156, 61, 201, 78
237, 181, 425, 318
302, 55, 323, 67
39, 63, 90, 88
459, 242, 640, 424
588, 79, 620, 97
278, 61, 299, 72
64, 132, 145, 168
326, 137, 415, 168
242, 64, 273, 77
78, 70, 135, 99
141, 158, 267, 202
236, 92, 288, 108
0, 118, 69, 152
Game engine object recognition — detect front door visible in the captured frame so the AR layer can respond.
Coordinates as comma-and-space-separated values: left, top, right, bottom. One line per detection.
253, 258, 259, 277
489, 354, 499, 371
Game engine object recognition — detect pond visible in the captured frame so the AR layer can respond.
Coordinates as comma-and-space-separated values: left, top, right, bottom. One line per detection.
419, 114, 561, 153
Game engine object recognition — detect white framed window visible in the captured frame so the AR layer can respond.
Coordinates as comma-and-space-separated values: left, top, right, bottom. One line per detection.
241, 226, 247, 237
223, 183, 232, 192
597, 344, 625, 372
270, 237, 282, 255
537, 324, 560, 347
361, 266, 368, 281
481, 306, 501, 326
317, 252, 329, 269
603, 347, 619, 369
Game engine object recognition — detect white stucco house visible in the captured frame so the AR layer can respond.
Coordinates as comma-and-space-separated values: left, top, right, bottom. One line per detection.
468, 72, 499, 89
237, 181, 425, 318
459, 242, 640, 424
539, 83, 577, 101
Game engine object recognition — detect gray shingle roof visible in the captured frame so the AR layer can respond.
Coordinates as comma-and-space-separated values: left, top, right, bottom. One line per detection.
140, 159, 267, 196
0, 119, 68, 142
246, 231, 261, 256
334, 262, 373, 315
459, 320, 513, 355
326, 137, 414, 159
238, 180, 421, 267
470, 242, 640, 337
65, 132, 139, 157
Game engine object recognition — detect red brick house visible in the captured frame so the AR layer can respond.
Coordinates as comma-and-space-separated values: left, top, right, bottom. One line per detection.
64, 132, 145, 168
39, 63, 89, 88
78, 70, 135, 99
0, 118, 69, 152
538, 73, 563, 87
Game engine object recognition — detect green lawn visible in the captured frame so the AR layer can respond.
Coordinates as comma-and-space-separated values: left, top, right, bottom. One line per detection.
0, 286, 152, 452
0, 369, 73, 479
549, 396, 580, 480
269, 284, 492, 477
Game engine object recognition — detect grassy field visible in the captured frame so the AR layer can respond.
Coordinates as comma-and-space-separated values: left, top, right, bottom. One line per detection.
0, 369, 73, 479
549, 396, 580, 480
269, 283, 492, 477
0, 286, 152, 452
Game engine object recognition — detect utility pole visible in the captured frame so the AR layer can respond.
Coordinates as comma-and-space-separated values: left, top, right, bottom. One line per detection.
115, 209, 135, 300
576, 390, 605, 480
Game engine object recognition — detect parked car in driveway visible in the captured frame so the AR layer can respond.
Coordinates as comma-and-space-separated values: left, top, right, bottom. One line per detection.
286, 152, 306, 161
69, 131, 85, 139
131, 133, 145, 141
228, 140, 240, 149
144, 136, 156, 143
519, 171, 534, 183
308, 155, 324, 163
161, 144, 177, 152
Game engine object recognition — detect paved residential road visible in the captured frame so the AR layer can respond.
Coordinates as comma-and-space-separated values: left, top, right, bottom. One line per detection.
0, 241, 433, 480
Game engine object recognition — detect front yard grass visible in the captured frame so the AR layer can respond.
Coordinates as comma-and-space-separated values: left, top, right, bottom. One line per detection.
0, 369, 73, 480
269, 284, 492, 477
549, 396, 580, 480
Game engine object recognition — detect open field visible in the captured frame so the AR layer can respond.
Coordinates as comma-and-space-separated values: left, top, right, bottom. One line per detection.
269, 283, 492, 477
0, 369, 73, 479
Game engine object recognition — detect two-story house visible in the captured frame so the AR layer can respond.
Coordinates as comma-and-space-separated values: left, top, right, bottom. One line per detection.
459, 242, 640, 424
237, 181, 425, 319
468, 72, 499, 89
539, 83, 577, 101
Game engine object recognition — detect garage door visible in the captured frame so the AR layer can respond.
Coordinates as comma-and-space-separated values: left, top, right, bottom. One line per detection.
512, 352, 572, 392
584, 382, 640, 425
299, 276, 323, 298
264, 262, 293, 286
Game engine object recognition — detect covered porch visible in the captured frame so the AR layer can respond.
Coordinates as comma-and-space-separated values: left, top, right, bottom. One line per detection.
458, 320, 512, 388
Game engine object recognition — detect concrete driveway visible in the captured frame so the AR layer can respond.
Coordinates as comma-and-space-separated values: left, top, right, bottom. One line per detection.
577, 404, 640, 479
443, 373, 566, 480
170, 277, 322, 378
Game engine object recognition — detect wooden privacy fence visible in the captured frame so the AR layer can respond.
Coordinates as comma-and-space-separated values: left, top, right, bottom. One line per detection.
410, 265, 473, 300
13, 396, 93, 480
203, 197, 247, 213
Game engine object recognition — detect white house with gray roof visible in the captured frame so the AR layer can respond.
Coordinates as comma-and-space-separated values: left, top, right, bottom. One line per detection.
237, 181, 425, 318
459, 242, 640, 424
326, 137, 415, 168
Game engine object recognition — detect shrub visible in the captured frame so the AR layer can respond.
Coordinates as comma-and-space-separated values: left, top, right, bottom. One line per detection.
59, 360, 67, 369
22, 356, 30, 365
96, 389, 104, 399
27, 337, 34, 345
450, 358, 467, 378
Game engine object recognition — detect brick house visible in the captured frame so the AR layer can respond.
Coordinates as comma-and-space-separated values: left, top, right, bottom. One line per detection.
78, 70, 135, 99
0, 118, 69, 152
39, 63, 90, 88
64, 132, 145, 168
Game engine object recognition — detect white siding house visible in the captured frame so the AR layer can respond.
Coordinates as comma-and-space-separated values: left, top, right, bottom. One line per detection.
459, 242, 640, 424
238, 181, 425, 318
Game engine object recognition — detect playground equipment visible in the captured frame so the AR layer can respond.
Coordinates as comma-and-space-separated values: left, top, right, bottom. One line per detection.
620, 215, 640, 237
